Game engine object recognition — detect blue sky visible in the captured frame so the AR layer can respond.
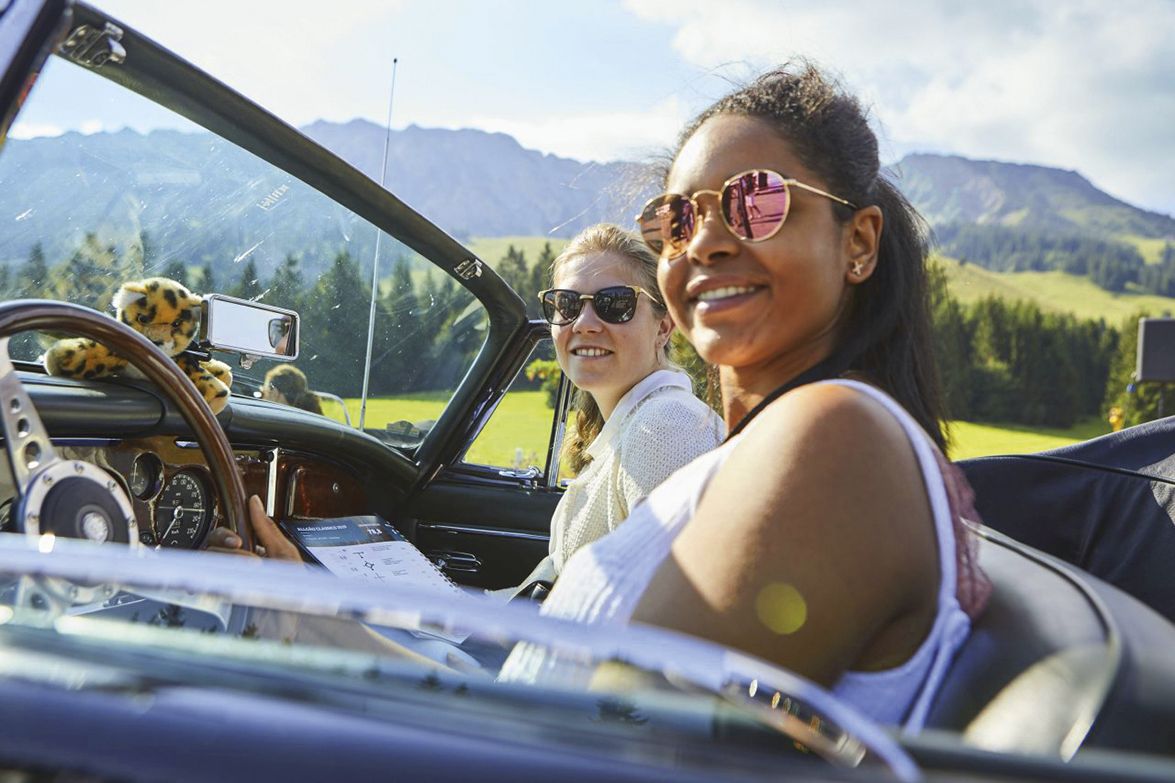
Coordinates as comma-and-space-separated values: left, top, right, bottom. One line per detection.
11, 0, 1174, 215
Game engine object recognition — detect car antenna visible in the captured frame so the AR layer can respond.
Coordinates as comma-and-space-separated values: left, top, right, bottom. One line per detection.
359, 57, 399, 431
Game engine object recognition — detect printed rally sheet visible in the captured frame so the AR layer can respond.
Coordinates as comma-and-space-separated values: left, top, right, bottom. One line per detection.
280, 515, 468, 642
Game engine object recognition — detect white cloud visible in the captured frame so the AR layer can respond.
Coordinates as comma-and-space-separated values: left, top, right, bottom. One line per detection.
625, 0, 1175, 215
468, 96, 689, 163
7, 122, 64, 139
95, 0, 408, 126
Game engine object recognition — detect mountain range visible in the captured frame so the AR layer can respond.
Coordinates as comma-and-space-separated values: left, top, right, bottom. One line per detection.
0, 119, 1170, 283
889, 153, 1175, 239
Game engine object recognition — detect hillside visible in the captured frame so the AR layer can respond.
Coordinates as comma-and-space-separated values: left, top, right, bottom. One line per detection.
300, 120, 648, 239
893, 153, 1175, 239
937, 256, 1175, 322
1, 124, 1172, 302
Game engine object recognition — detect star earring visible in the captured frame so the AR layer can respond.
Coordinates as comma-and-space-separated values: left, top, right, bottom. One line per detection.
851, 261, 864, 277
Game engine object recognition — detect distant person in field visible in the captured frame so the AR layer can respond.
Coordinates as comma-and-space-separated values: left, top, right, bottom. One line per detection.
262, 364, 324, 415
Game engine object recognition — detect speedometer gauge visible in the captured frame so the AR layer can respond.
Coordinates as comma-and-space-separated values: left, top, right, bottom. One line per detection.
154, 470, 213, 548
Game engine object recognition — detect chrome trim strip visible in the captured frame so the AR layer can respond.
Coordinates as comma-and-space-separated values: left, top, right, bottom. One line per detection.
266, 447, 280, 517
418, 522, 548, 542
545, 370, 573, 489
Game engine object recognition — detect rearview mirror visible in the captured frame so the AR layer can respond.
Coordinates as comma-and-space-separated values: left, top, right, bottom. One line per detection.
201, 295, 299, 360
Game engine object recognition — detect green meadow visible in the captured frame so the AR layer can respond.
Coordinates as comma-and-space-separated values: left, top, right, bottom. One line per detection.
341, 391, 1110, 467
937, 256, 1175, 322
466, 236, 569, 269
947, 416, 1109, 461
341, 390, 554, 467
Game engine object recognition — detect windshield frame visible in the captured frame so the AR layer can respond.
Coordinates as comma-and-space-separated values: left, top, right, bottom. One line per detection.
1, 0, 531, 481
0, 533, 919, 779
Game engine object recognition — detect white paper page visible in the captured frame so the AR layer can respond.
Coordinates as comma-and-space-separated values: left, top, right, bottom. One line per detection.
306, 539, 461, 595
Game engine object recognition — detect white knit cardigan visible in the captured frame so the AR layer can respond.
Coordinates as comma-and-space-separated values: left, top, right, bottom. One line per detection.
548, 369, 724, 572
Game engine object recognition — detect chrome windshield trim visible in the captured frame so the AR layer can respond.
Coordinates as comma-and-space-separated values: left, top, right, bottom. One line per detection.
417, 523, 548, 542
0, 534, 918, 780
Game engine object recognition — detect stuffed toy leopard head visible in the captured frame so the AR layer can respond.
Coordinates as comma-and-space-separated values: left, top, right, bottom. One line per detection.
45, 276, 234, 414
113, 277, 202, 357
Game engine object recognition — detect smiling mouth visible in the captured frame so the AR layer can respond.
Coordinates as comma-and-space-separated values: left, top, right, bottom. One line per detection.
694, 285, 761, 303
572, 347, 612, 357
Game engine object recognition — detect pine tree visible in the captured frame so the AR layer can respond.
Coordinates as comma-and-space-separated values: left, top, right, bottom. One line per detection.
373, 256, 428, 393
54, 234, 120, 312
498, 245, 529, 297
229, 259, 264, 301
527, 242, 557, 319
268, 254, 304, 311
296, 250, 374, 397
161, 259, 190, 289
19, 242, 49, 296
199, 263, 216, 293
1104, 312, 1165, 427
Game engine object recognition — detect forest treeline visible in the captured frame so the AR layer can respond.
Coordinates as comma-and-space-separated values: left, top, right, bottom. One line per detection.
1, 235, 1169, 430
935, 223, 1175, 296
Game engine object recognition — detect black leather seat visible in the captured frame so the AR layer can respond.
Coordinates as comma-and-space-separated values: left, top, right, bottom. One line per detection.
926, 531, 1113, 755
960, 417, 1175, 624
926, 528, 1175, 758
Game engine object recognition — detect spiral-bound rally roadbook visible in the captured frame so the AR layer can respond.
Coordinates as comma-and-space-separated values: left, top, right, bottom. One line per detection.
279, 515, 461, 597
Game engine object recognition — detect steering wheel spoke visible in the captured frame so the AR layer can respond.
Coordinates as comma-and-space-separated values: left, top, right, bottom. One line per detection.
0, 336, 63, 500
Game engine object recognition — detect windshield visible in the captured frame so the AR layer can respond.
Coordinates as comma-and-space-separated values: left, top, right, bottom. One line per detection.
0, 536, 912, 779
0, 55, 487, 449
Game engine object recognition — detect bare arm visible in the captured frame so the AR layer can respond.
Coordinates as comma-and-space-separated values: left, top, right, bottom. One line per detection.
630, 383, 940, 686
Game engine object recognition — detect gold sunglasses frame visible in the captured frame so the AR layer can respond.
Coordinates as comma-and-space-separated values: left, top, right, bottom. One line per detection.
536, 285, 660, 326
636, 169, 857, 257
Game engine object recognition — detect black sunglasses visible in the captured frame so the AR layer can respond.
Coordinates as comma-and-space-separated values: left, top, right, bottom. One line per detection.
537, 285, 659, 326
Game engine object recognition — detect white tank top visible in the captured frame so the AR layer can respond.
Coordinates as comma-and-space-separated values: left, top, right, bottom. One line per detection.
498, 380, 972, 731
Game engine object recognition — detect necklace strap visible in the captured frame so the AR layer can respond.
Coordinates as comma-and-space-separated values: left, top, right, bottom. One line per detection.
725, 351, 855, 441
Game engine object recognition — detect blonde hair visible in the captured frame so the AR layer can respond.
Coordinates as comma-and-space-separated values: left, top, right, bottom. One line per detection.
553, 224, 669, 475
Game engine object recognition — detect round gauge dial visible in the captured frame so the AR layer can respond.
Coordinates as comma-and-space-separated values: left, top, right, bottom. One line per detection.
128, 452, 164, 500
154, 470, 213, 548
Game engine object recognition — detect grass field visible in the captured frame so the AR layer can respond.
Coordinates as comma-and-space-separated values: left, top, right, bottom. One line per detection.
947, 416, 1109, 460
1121, 235, 1170, 265
344, 391, 1109, 467
466, 236, 570, 269
938, 257, 1175, 321
343, 390, 554, 467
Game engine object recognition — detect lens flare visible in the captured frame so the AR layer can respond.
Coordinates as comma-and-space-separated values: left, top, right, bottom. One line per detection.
755, 582, 807, 635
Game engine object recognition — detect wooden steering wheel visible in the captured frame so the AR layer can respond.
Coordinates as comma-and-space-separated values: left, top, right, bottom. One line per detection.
0, 300, 251, 550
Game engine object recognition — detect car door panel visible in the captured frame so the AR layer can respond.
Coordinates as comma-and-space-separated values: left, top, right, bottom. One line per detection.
403, 476, 559, 589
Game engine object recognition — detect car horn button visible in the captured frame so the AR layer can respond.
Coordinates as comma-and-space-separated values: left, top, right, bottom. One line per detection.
17, 460, 138, 546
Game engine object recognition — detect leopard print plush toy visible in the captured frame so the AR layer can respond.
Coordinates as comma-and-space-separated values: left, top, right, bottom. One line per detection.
45, 277, 233, 414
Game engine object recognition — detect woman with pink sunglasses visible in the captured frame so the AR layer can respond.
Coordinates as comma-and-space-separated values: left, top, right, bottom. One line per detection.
501, 63, 990, 731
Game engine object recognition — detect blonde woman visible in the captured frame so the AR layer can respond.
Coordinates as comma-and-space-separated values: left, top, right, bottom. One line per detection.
530, 224, 724, 585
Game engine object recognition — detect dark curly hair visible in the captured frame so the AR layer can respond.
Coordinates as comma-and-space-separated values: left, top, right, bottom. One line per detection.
672, 62, 947, 450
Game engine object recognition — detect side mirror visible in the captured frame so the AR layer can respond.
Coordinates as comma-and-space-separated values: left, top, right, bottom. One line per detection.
201, 295, 299, 362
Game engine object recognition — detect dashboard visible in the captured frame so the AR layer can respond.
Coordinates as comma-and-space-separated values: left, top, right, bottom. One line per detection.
0, 436, 370, 549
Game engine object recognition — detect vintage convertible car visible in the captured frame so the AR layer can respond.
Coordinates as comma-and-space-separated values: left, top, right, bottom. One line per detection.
1, 1, 1174, 780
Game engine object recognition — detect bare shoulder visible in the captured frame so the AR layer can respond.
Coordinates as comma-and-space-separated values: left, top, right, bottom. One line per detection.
728, 382, 918, 500
633, 381, 940, 680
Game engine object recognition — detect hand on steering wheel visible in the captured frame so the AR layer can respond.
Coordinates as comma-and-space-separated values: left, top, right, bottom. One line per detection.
206, 495, 302, 562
